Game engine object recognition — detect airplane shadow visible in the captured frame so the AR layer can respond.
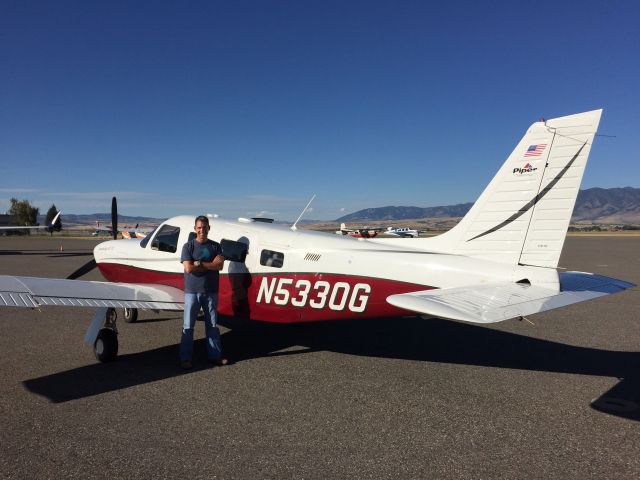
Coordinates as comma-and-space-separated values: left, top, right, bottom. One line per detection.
23, 316, 640, 420
134, 316, 180, 324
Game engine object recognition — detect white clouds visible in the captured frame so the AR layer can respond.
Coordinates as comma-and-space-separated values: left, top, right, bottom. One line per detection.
0, 187, 345, 221
0, 188, 41, 193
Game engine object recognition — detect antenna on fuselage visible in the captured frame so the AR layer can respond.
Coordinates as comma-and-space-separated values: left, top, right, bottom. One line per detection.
291, 194, 316, 231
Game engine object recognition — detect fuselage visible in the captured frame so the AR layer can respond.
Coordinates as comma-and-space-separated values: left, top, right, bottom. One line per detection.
93, 215, 557, 323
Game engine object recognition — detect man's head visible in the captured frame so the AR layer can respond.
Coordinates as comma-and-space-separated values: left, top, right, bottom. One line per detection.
194, 215, 210, 242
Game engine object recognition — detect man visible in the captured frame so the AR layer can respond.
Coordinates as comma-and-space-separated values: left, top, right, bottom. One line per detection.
179, 215, 229, 369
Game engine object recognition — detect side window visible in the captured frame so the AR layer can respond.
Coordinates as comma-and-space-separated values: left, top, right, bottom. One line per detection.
260, 249, 284, 268
151, 225, 181, 253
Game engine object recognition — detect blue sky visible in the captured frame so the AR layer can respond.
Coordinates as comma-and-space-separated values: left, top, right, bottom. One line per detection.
2, 0, 639, 221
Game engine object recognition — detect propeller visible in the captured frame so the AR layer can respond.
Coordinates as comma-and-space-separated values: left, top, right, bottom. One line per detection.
111, 196, 118, 240
66, 196, 117, 279
66, 259, 97, 280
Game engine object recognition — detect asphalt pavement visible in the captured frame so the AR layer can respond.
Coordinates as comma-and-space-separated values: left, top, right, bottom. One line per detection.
0, 235, 639, 479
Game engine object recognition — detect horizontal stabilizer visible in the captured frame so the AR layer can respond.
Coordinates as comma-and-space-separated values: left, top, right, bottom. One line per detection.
0, 276, 184, 310
386, 272, 635, 324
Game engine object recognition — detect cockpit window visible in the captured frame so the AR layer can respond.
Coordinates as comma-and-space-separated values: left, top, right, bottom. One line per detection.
140, 226, 159, 248
150, 225, 181, 253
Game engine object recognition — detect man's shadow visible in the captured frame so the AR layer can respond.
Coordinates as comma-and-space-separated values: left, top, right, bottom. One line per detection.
227, 236, 252, 320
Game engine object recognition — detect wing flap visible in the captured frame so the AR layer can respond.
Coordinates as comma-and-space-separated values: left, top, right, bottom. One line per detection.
386, 272, 635, 324
0, 276, 184, 310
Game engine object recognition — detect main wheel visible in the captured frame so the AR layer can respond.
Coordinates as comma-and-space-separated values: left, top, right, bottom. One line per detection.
94, 328, 118, 362
123, 307, 138, 323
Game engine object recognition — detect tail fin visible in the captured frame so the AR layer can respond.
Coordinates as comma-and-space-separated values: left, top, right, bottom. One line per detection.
410, 110, 602, 267
46, 211, 62, 232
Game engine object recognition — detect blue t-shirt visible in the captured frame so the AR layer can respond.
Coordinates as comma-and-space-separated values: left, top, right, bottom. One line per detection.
180, 239, 222, 294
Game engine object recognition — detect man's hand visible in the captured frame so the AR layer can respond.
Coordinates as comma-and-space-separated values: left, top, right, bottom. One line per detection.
210, 254, 225, 270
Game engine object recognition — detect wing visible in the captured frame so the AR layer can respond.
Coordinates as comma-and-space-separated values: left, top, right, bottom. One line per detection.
0, 212, 62, 231
0, 275, 184, 310
0, 225, 49, 230
386, 272, 635, 324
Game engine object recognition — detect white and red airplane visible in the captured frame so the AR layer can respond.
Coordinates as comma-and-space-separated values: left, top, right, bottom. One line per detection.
335, 223, 384, 238
0, 110, 634, 362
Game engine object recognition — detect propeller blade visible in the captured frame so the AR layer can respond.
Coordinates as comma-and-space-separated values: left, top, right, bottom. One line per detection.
66, 259, 98, 280
111, 196, 118, 240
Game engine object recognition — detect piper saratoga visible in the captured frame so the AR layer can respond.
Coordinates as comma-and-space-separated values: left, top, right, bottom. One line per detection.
0, 110, 634, 362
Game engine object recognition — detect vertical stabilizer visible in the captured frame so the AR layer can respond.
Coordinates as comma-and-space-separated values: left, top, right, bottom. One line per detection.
396, 110, 602, 267
516, 111, 601, 267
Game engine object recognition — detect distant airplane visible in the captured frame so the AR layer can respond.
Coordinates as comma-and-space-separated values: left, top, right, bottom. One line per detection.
92, 225, 115, 237
0, 212, 61, 233
121, 224, 155, 239
335, 223, 384, 238
385, 226, 419, 238
93, 198, 157, 239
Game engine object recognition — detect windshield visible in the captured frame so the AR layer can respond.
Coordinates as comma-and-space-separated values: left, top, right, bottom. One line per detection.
139, 226, 160, 248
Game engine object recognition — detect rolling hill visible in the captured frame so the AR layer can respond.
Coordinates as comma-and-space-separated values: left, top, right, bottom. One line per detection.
336, 187, 640, 224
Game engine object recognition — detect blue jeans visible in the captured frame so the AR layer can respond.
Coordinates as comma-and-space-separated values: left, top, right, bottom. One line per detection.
180, 292, 222, 361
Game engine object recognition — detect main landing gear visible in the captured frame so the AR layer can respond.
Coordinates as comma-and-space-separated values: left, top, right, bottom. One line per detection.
123, 307, 138, 323
84, 307, 147, 363
95, 327, 118, 362
85, 307, 119, 363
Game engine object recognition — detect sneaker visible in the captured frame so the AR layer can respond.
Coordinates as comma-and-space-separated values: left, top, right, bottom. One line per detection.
180, 360, 193, 370
209, 357, 230, 366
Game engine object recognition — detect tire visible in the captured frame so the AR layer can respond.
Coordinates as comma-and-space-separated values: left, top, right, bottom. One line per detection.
123, 307, 138, 323
94, 328, 118, 362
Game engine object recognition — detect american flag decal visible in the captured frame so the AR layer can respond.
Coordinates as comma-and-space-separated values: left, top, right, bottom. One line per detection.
525, 144, 547, 157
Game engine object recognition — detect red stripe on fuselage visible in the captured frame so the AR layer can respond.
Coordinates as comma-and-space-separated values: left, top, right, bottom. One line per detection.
97, 263, 433, 323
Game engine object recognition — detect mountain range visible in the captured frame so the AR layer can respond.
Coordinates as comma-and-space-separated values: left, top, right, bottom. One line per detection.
35, 187, 640, 227
336, 187, 640, 224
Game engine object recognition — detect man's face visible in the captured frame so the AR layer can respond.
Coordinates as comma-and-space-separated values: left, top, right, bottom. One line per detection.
194, 220, 210, 242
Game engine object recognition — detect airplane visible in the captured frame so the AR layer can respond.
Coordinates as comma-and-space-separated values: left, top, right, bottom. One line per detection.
122, 224, 155, 239
0, 211, 61, 233
335, 223, 384, 238
92, 199, 156, 239
0, 110, 635, 365
92, 227, 115, 237
93, 225, 152, 239
384, 226, 419, 238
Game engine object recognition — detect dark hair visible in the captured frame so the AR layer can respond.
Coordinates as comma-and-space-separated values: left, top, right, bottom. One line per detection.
194, 215, 210, 226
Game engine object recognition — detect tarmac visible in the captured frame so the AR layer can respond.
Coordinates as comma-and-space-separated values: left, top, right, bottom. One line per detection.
0, 236, 639, 479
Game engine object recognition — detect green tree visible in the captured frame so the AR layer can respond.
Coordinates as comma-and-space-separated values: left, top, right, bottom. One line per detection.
45, 204, 62, 235
9, 198, 39, 231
